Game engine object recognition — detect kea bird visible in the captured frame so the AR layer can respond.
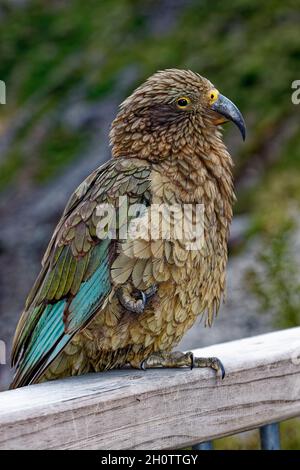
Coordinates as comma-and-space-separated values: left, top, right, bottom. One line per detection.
11, 69, 245, 388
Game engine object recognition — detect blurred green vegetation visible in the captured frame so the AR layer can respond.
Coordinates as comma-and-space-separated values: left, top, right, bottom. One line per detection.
0, 0, 299, 193
246, 226, 300, 328
185, 418, 300, 449
214, 418, 300, 450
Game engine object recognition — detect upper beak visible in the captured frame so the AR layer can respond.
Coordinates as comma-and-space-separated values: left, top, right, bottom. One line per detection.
211, 94, 246, 141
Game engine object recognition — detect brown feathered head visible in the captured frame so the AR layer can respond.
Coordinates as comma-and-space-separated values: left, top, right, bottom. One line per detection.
110, 69, 245, 160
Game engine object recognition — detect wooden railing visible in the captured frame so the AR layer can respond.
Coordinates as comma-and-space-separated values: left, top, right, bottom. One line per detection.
0, 327, 300, 450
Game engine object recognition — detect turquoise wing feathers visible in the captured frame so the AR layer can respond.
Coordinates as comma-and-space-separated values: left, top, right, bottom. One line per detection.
11, 158, 151, 387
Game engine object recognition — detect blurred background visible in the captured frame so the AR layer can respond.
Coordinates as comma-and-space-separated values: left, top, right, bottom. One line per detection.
0, 0, 299, 447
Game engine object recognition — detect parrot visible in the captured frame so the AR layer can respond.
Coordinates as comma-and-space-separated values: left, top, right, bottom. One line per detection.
10, 69, 245, 388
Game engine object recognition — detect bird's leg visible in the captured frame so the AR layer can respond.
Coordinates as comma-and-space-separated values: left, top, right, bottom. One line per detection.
140, 351, 225, 379
117, 284, 157, 314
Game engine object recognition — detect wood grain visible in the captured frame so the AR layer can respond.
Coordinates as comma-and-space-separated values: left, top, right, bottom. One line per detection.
0, 328, 300, 449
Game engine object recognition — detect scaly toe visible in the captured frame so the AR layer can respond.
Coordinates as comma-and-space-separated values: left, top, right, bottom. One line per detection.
144, 284, 158, 299
210, 357, 226, 379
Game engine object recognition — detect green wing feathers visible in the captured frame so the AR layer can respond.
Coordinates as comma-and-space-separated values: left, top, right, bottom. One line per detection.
11, 158, 151, 388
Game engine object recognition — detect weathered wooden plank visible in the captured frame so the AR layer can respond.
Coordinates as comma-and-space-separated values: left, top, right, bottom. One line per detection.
0, 327, 300, 450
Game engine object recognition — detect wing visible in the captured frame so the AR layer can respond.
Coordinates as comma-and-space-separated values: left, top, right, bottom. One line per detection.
11, 158, 151, 388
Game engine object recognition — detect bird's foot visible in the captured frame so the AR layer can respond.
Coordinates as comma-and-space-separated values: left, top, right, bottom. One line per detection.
140, 351, 225, 379
117, 284, 157, 314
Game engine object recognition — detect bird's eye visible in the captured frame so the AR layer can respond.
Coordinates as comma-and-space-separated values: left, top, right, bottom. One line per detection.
208, 89, 219, 104
176, 96, 191, 109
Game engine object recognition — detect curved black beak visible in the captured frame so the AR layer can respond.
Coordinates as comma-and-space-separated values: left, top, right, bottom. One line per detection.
211, 94, 246, 141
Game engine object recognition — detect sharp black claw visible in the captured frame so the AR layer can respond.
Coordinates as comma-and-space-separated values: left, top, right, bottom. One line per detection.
190, 352, 194, 370
214, 358, 225, 379
140, 360, 146, 371
139, 290, 147, 309
207, 357, 226, 379
220, 361, 226, 380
